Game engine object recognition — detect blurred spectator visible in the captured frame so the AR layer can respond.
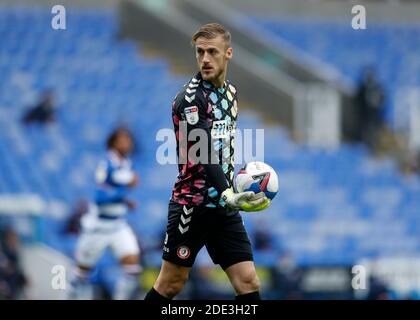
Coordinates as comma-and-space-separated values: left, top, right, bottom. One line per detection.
22, 90, 56, 125
367, 274, 390, 300
254, 229, 273, 251
0, 245, 11, 299
254, 230, 272, 251
64, 199, 90, 235
188, 251, 228, 299
355, 67, 386, 149
0, 227, 28, 299
271, 251, 303, 300
188, 265, 222, 299
252, 221, 274, 251
403, 149, 420, 176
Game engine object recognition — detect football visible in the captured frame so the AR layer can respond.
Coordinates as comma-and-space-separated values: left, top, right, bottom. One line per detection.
235, 161, 279, 200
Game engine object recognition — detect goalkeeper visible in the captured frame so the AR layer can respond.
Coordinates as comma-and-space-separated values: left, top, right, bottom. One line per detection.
145, 23, 270, 301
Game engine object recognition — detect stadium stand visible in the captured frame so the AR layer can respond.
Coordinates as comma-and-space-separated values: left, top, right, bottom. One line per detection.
249, 16, 420, 126
1, 7, 420, 297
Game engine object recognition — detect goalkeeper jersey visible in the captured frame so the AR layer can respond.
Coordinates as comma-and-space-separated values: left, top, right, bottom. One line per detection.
171, 72, 238, 207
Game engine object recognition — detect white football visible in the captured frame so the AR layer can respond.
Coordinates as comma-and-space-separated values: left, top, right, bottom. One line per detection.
235, 161, 278, 200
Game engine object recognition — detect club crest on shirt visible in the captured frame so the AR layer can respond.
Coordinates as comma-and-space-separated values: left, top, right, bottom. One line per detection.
177, 246, 190, 259
185, 106, 199, 125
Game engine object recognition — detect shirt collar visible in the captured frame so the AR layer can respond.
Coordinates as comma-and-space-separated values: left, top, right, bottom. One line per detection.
197, 72, 227, 93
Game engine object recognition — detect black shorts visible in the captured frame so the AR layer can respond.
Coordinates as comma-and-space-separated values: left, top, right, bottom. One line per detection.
162, 200, 254, 270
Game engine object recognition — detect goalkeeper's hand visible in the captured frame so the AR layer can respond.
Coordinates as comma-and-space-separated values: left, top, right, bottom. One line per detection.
221, 188, 271, 212
243, 192, 271, 212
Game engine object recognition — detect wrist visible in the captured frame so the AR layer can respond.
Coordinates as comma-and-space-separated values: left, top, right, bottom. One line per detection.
220, 188, 234, 207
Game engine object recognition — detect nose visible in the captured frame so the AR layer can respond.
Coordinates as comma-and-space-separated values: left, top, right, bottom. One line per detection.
203, 51, 210, 63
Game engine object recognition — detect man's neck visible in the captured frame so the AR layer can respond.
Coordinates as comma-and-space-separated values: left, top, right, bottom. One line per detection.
211, 80, 224, 89
210, 71, 226, 89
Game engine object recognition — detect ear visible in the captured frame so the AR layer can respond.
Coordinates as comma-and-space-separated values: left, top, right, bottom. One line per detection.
226, 47, 233, 60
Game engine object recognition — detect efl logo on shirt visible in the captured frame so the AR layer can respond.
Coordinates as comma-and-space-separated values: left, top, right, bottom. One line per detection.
185, 106, 199, 125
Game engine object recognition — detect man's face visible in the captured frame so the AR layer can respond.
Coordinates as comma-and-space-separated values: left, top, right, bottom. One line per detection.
195, 35, 232, 83
115, 131, 133, 156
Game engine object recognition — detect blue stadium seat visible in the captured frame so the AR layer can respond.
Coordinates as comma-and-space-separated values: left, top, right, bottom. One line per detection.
249, 16, 420, 126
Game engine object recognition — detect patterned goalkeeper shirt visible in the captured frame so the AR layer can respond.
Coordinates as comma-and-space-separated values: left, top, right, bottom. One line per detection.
171, 72, 238, 207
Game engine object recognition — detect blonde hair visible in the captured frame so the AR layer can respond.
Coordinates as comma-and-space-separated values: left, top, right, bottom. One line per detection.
192, 23, 231, 47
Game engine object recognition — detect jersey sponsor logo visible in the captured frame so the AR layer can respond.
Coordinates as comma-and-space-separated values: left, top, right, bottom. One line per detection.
185, 106, 199, 125
211, 120, 228, 139
177, 246, 190, 259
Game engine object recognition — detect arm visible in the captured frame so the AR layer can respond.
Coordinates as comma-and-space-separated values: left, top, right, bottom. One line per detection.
95, 159, 136, 205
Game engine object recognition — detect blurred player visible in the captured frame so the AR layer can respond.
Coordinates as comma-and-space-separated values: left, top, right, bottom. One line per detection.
145, 23, 270, 301
68, 127, 142, 300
